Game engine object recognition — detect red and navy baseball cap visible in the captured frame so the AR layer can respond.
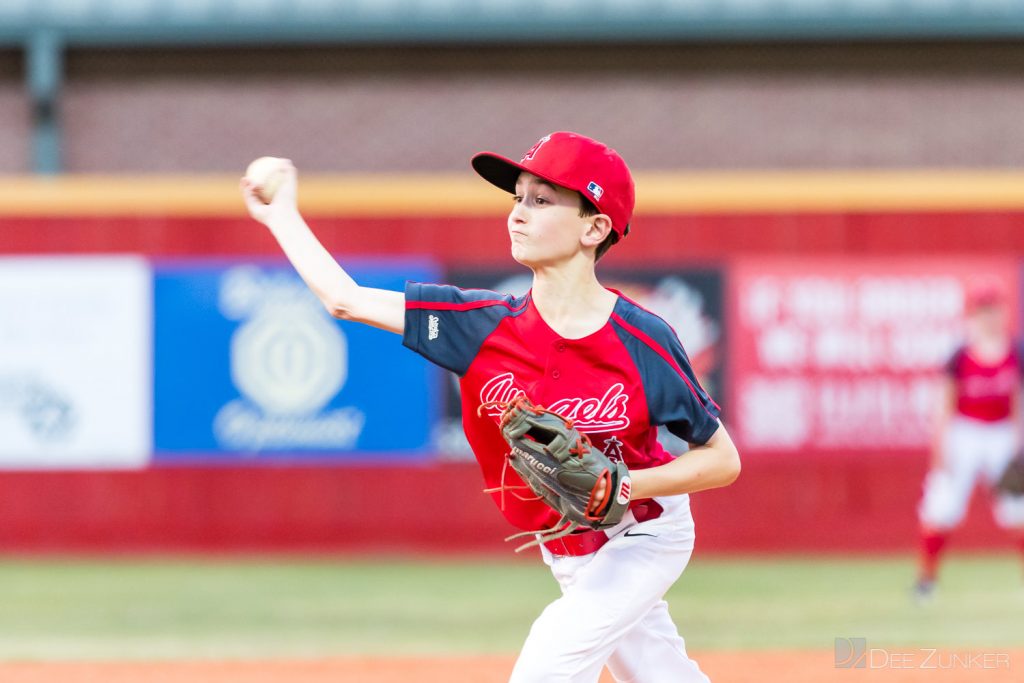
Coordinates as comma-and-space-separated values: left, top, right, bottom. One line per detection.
471, 131, 635, 239
966, 277, 1007, 311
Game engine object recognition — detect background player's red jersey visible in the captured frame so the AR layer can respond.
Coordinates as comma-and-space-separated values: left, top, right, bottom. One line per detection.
404, 283, 721, 532
945, 344, 1022, 422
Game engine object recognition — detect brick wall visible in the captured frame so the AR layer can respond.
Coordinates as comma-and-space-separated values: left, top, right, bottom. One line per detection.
2, 42, 1022, 173
0, 50, 28, 173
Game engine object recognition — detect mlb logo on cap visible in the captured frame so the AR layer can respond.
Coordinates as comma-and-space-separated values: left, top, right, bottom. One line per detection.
586, 181, 604, 201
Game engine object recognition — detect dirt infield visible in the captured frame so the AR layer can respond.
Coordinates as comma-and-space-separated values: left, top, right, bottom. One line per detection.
2, 650, 1020, 682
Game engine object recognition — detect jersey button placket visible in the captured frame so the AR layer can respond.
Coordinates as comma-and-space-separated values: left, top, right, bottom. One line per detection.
550, 340, 566, 379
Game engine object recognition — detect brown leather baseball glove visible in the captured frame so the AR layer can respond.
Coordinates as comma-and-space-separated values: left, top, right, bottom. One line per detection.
480, 394, 632, 552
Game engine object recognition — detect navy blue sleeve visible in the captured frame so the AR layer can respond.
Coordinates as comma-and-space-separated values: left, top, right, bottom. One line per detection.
612, 307, 721, 445
944, 346, 964, 376
402, 282, 522, 376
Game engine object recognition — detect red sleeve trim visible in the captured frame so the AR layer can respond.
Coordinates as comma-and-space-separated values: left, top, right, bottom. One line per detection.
609, 288, 685, 339
611, 312, 720, 418
406, 298, 529, 312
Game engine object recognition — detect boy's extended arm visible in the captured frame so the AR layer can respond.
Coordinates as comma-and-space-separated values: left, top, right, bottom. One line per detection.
629, 422, 741, 499
240, 160, 405, 334
929, 376, 955, 470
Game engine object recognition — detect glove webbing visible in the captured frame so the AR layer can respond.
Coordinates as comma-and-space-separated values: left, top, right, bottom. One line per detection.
478, 396, 593, 459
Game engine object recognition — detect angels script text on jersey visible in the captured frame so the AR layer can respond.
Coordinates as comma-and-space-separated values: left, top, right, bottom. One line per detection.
479, 372, 631, 432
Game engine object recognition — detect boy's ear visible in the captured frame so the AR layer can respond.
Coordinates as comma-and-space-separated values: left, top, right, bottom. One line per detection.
582, 214, 613, 247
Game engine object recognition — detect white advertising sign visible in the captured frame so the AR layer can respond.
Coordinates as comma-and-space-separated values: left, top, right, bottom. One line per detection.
0, 256, 152, 468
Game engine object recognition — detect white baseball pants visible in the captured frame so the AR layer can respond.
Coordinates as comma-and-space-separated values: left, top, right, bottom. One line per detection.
509, 494, 710, 683
919, 416, 1024, 530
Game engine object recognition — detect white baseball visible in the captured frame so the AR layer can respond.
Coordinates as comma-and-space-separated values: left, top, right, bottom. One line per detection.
245, 156, 288, 204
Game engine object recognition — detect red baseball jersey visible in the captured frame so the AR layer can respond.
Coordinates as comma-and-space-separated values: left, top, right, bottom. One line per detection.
403, 283, 721, 532
945, 344, 1022, 422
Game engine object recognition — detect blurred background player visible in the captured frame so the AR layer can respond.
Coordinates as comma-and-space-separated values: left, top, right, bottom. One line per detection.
915, 279, 1024, 601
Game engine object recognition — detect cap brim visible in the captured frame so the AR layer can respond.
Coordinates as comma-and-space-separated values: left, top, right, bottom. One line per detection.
471, 152, 529, 195
471, 149, 629, 237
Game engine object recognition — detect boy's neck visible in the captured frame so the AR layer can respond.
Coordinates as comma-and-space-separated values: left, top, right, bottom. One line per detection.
968, 332, 1010, 362
530, 260, 617, 339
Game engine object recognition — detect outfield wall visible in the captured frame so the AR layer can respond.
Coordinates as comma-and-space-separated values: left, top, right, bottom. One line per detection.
2, 172, 1023, 553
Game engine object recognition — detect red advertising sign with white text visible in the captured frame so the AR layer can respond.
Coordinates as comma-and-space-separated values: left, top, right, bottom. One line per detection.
730, 258, 1018, 454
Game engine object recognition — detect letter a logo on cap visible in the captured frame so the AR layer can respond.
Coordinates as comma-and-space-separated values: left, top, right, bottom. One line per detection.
471, 131, 635, 240
521, 135, 551, 162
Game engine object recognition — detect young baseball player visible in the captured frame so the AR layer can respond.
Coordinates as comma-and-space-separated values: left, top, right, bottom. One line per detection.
915, 280, 1024, 601
241, 132, 741, 682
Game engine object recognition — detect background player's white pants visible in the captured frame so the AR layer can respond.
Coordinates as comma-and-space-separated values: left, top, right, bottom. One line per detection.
918, 416, 1024, 530
509, 494, 710, 683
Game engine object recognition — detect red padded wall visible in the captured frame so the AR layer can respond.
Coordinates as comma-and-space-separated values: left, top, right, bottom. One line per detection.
3, 207, 1024, 553
0, 455, 1015, 554
6, 210, 1024, 262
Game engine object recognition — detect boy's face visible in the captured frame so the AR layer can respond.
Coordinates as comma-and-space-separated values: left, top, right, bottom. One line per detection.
508, 172, 593, 268
968, 302, 1008, 339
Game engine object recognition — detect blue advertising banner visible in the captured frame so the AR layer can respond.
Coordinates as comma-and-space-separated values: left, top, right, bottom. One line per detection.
154, 259, 440, 462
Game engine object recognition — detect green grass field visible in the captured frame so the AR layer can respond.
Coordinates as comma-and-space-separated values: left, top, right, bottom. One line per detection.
0, 553, 1021, 661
